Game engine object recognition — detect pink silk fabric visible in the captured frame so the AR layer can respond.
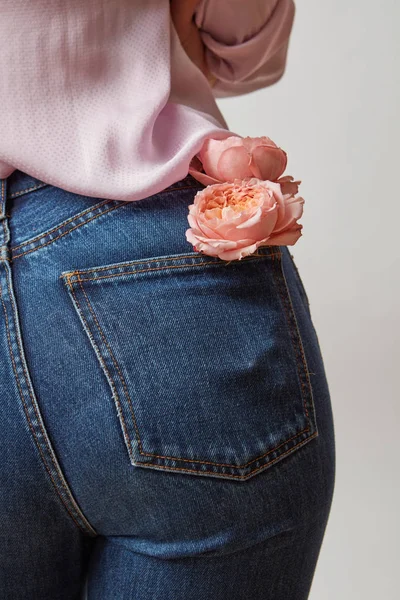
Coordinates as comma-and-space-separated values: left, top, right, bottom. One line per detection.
0, 0, 295, 201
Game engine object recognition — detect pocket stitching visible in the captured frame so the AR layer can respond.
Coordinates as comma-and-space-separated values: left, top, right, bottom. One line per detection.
63, 249, 317, 478
9, 182, 49, 199
74, 272, 311, 470
62, 248, 281, 283
273, 253, 316, 426
136, 432, 318, 480
68, 278, 137, 463
271, 252, 312, 423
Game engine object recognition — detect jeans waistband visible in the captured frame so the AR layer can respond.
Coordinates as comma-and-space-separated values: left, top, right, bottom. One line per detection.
1, 169, 51, 255
2, 169, 48, 203
0, 168, 203, 256
2, 168, 201, 205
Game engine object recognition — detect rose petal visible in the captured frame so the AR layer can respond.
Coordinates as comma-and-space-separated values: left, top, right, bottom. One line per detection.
273, 196, 304, 233
277, 175, 301, 196
242, 136, 278, 152
217, 241, 260, 261
217, 146, 253, 180
235, 204, 278, 237
188, 167, 221, 186
199, 136, 244, 180
189, 155, 203, 172
186, 177, 301, 259
267, 224, 303, 246
251, 146, 287, 181
186, 227, 238, 248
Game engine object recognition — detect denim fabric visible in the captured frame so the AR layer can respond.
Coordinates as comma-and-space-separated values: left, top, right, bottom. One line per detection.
0, 170, 335, 599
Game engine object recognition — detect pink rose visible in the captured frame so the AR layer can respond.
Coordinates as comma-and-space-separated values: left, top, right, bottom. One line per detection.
189, 135, 288, 186
185, 178, 304, 261
275, 175, 302, 197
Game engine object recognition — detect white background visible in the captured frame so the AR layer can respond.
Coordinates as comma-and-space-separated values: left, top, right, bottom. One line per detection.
217, 2, 399, 598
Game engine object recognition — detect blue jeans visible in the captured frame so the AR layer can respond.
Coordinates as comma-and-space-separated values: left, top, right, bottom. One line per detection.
0, 170, 335, 599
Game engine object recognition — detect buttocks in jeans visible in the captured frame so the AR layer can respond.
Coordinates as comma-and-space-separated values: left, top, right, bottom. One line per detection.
0, 169, 335, 600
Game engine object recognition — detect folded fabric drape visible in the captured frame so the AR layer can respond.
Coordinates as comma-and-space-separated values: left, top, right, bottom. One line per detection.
0, 0, 295, 202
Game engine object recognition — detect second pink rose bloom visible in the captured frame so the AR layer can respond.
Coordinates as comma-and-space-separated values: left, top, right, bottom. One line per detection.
189, 135, 288, 186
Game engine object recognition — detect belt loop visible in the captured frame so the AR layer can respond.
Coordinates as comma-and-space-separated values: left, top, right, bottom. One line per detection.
0, 177, 11, 261
0, 178, 7, 218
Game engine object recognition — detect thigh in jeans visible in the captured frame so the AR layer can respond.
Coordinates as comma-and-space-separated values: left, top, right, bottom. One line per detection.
2, 171, 335, 599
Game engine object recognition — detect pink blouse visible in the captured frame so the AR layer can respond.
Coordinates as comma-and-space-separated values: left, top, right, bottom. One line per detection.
0, 0, 295, 202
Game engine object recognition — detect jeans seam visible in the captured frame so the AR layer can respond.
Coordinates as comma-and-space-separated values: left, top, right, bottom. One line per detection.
133, 434, 318, 480
61, 251, 275, 277
0, 269, 97, 536
11, 198, 114, 251
9, 183, 49, 199
11, 185, 203, 259
11, 203, 124, 260
62, 251, 316, 477
63, 251, 282, 284
272, 252, 317, 429
289, 253, 311, 311
67, 278, 136, 463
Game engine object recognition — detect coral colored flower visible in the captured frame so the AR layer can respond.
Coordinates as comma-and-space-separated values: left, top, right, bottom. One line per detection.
185, 178, 304, 261
276, 175, 301, 196
189, 135, 288, 186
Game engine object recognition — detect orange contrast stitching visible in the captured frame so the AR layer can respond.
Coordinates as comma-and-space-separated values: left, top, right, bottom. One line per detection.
65, 248, 278, 276
12, 204, 123, 259
64, 252, 282, 283
0, 276, 95, 535
11, 184, 201, 255
77, 275, 153, 457
68, 280, 135, 462
12, 199, 113, 250
67, 256, 313, 472
79, 278, 313, 471
276, 254, 314, 421
271, 252, 311, 423
9, 183, 48, 199
138, 432, 319, 479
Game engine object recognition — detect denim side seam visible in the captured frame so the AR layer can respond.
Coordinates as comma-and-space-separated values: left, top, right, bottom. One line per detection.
276, 252, 318, 427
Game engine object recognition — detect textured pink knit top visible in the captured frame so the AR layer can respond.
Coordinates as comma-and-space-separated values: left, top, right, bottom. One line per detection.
0, 0, 295, 202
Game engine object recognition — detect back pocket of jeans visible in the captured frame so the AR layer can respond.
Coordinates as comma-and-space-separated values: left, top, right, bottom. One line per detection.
60, 245, 318, 481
